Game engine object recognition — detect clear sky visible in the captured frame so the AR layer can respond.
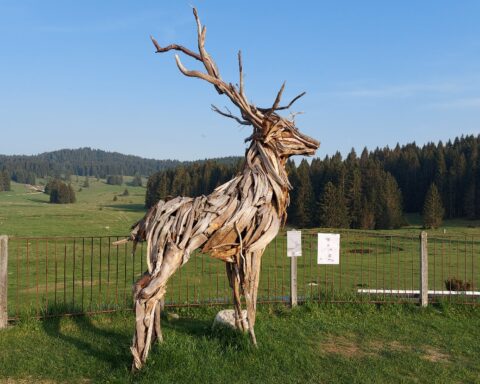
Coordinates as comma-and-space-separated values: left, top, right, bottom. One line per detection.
1, 1, 479, 161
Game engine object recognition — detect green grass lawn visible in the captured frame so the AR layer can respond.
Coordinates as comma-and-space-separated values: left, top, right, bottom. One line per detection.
382, 212, 480, 237
1, 303, 479, 383
0, 178, 147, 237
1, 177, 480, 383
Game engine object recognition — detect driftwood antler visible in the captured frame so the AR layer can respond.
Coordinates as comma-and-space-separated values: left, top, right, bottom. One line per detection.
150, 8, 305, 132
129, 8, 319, 371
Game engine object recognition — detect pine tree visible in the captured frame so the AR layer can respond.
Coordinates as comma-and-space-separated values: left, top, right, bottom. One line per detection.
145, 172, 169, 208
48, 179, 76, 204
376, 173, 404, 229
463, 138, 477, 218
289, 160, 315, 227
131, 174, 142, 187
345, 152, 363, 228
422, 183, 444, 229
106, 175, 123, 185
318, 182, 350, 228
0, 170, 10, 191
434, 145, 447, 203
358, 196, 375, 229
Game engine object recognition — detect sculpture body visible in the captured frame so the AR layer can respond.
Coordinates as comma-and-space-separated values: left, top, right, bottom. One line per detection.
128, 9, 319, 370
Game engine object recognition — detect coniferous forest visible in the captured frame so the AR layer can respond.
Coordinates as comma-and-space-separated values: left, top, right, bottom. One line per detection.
0, 148, 239, 181
145, 135, 480, 229
1, 135, 480, 229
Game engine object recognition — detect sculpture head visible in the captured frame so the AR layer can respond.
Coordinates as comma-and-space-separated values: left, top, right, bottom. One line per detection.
151, 8, 319, 161
260, 115, 319, 158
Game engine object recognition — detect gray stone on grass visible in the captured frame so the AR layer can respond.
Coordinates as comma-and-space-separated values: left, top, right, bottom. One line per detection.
213, 309, 248, 330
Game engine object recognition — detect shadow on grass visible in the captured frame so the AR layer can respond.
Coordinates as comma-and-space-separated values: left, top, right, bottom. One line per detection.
161, 312, 252, 352
41, 304, 132, 371
105, 203, 146, 212
25, 197, 49, 204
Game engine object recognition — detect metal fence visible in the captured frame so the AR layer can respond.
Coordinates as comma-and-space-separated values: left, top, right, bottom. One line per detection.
2, 231, 479, 320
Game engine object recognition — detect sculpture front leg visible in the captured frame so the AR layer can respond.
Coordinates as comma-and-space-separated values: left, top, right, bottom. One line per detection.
131, 244, 183, 371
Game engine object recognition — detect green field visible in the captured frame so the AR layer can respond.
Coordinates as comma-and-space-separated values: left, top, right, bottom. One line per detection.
0, 178, 147, 237
1, 180, 480, 319
1, 179, 480, 383
1, 303, 479, 383
3, 179, 480, 238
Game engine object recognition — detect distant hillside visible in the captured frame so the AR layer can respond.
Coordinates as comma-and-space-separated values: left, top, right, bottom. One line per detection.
0, 147, 242, 180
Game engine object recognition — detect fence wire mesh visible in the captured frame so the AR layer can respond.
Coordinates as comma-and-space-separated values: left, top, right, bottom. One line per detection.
6, 231, 479, 319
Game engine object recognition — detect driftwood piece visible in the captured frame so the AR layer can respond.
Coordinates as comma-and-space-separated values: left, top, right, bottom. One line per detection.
127, 8, 319, 371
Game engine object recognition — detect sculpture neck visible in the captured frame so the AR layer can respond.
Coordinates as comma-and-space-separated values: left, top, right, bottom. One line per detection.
244, 141, 291, 221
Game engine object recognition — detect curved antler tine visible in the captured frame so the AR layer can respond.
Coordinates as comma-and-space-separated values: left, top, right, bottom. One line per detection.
193, 7, 202, 33
238, 50, 245, 97
275, 91, 306, 112
268, 82, 286, 115
211, 105, 251, 125
174, 54, 220, 85
150, 35, 202, 61
154, 8, 266, 130
192, 7, 222, 94
257, 90, 306, 114
150, 35, 162, 52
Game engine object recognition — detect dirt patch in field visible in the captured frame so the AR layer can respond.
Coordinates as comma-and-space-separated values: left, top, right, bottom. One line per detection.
421, 346, 450, 363
320, 335, 374, 358
368, 340, 410, 353
321, 337, 410, 358
321, 336, 450, 363
0, 380, 54, 384
389, 340, 411, 352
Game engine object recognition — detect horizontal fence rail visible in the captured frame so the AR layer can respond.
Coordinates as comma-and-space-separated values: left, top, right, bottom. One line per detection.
4, 231, 479, 320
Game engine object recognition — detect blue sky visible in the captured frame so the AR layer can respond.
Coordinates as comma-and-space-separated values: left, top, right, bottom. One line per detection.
1, 1, 479, 160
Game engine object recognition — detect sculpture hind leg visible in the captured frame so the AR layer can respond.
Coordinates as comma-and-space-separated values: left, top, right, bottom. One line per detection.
226, 262, 248, 331
131, 242, 184, 371
243, 250, 263, 346
153, 298, 164, 344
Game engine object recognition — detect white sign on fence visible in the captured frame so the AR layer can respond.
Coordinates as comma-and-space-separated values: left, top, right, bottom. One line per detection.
287, 230, 302, 257
317, 233, 340, 264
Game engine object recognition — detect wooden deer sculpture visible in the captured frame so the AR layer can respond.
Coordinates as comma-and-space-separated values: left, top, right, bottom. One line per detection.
128, 8, 319, 370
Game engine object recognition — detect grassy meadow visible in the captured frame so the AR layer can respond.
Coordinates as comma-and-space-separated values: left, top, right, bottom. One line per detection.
1, 178, 480, 383
3, 178, 480, 238
1, 303, 480, 383
0, 177, 147, 237
1, 179, 480, 318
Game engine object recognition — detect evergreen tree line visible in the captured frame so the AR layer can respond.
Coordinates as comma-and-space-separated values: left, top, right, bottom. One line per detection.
0, 148, 241, 181
145, 135, 480, 229
145, 160, 244, 208
287, 152, 404, 229
376, 135, 480, 219
11, 169, 36, 184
